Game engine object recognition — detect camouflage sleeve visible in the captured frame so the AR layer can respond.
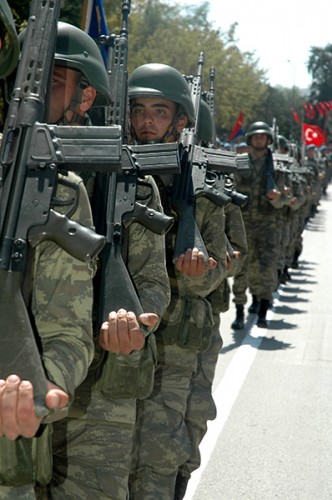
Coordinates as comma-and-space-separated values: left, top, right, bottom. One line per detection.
224, 203, 248, 277
176, 197, 227, 297
31, 172, 95, 397
126, 175, 170, 319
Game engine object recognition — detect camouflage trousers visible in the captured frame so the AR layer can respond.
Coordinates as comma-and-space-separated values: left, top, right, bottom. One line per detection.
276, 215, 291, 273
0, 485, 47, 499
50, 372, 136, 500
285, 211, 301, 267
178, 317, 223, 481
232, 215, 279, 304
129, 343, 198, 500
293, 209, 306, 259
0, 426, 52, 498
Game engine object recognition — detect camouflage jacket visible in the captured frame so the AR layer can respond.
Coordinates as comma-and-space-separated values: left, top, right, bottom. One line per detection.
32, 171, 95, 397
125, 175, 171, 318
235, 154, 281, 217
0, 171, 95, 488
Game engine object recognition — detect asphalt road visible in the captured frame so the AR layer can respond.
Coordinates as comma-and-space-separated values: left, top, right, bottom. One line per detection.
184, 186, 332, 500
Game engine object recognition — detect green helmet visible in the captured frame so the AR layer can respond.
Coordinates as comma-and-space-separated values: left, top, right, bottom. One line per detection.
197, 99, 216, 145
54, 22, 111, 107
18, 21, 111, 107
0, 0, 19, 78
278, 134, 289, 150
128, 63, 195, 127
246, 121, 273, 145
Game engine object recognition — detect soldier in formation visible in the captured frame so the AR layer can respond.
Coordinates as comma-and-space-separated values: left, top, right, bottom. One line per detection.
1, 3, 330, 499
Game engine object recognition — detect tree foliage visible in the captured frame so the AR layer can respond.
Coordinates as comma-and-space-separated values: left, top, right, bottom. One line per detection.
2, 0, 319, 142
307, 44, 332, 103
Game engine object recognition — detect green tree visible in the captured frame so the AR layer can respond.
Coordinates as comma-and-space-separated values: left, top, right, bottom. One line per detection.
0, 0, 311, 141
307, 44, 332, 142
308, 44, 332, 102
126, 0, 269, 135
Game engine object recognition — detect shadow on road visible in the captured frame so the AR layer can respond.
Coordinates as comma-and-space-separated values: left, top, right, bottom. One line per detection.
224, 254, 317, 354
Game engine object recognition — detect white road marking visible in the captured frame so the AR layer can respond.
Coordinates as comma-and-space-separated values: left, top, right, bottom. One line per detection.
184, 292, 282, 499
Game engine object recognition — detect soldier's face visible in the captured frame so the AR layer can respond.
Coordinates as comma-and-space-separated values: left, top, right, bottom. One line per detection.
49, 66, 79, 123
130, 97, 187, 143
251, 133, 269, 149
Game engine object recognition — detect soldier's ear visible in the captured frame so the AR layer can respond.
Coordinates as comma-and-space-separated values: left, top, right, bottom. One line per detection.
80, 86, 97, 112
176, 114, 188, 132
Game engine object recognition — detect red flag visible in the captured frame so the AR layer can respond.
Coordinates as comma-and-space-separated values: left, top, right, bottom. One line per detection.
304, 103, 315, 119
302, 123, 327, 147
292, 108, 301, 124
229, 111, 244, 141
316, 102, 328, 116
325, 101, 332, 111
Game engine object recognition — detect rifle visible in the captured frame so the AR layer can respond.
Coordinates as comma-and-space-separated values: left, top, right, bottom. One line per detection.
93, 0, 178, 334
196, 67, 249, 209
171, 52, 208, 261
0, 0, 121, 415
171, 57, 249, 261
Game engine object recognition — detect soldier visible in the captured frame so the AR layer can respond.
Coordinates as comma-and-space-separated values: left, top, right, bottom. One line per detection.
304, 144, 325, 217
231, 121, 281, 329
127, 63, 227, 499
175, 100, 248, 498
0, 19, 98, 499
320, 145, 332, 191
49, 25, 170, 500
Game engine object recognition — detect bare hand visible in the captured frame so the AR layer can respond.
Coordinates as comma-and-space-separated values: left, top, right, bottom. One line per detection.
266, 189, 281, 201
0, 375, 69, 440
175, 247, 217, 277
99, 309, 159, 355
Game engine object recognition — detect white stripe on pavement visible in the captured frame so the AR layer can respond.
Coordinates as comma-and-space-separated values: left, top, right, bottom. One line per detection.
184, 292, 282, 499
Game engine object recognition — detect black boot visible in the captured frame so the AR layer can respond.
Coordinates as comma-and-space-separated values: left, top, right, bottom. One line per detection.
257, 299, 270, 328
174, 472, 190, 500
231, 304, 244, 330
248, 295, 259, 314
291, 250, 300, 269
280, 266, 289, 284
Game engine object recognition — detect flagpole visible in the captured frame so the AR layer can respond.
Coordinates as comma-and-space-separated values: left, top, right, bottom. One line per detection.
287, 59, 295, 140
81, 0, 93, 31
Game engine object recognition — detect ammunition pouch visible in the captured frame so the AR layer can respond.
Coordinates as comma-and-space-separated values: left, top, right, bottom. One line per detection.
157, 295, 214, 352
208, 279, 230, 314
94, 333, 157, 400
0, 425, 52, 487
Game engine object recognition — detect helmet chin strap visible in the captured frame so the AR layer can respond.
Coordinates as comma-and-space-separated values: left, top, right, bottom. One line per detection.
58, 74, 89, 126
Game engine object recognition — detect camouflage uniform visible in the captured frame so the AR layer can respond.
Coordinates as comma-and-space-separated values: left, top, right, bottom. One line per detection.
289, 167, 311, 267
232, 153, 280, 305
284, 170, 307, 270
129, 181, 227, 500
0, 172, 95, 499
175, 201, 247, 495
51, 176, 170, 500
304, 151, 324, 217
273, 162, 294, 282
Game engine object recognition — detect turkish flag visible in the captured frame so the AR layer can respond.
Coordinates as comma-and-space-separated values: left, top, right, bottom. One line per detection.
302, 123, 327, 147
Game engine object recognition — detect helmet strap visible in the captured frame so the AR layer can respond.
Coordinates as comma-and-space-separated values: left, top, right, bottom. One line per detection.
58, 74, 89, 126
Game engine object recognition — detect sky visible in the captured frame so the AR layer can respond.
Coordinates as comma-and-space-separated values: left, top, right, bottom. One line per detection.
175, 0, 331, 89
